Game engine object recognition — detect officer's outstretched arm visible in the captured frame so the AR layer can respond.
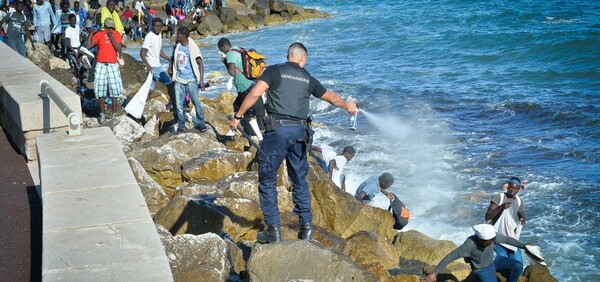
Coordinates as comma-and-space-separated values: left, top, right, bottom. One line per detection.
321, 91, 356, 113
230, 81, 269, 130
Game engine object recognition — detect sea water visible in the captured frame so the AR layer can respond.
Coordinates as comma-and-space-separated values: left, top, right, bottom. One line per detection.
127, 0, 600, 280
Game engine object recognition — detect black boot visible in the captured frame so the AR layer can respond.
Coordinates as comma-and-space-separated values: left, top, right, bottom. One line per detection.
298, 223, 313, 241
257, 224, 281, 244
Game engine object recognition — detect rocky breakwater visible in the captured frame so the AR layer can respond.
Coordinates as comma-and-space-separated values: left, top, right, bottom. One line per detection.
120, 92, 557, 281
141, 0, 330, 37
25, 33, 557, 282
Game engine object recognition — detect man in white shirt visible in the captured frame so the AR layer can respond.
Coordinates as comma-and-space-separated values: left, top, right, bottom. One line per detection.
312, 145, 356, 191
140, 17, 175, 108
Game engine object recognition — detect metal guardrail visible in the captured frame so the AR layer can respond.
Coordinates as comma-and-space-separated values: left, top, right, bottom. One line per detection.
39, 80, 81, 136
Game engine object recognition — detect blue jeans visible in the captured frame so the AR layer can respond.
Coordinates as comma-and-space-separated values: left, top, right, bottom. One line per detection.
150, 67, 173, 90
174, 80, 205, 128
474, 255, 523, 282
258, 125, 311, 226
495, 244, 523, 265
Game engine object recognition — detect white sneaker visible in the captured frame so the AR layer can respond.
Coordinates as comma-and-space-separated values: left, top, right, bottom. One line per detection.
185, 113, 193, 123
81, 56, 92, 69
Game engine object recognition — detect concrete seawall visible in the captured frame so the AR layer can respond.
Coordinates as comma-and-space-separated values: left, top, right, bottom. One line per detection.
0, 43, 82, 161
36, 128, 173, 281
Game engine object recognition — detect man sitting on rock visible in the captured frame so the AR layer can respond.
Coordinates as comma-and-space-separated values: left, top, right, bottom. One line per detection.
423, 224, 532, 282
354, 172, 395, 206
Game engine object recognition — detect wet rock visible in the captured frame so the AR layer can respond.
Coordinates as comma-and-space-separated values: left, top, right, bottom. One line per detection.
522, 264, 558, 282
392, 230, 457, 266
306, 162, 363, 236
247, 240, 377, 281
249, 14, 265, 27
264, 14, 284, 25
340, 204, 396, 241
343, 231, 400, 269
236, 14, 258, 30
128, 158, 169, 214
156, 225, 230, 282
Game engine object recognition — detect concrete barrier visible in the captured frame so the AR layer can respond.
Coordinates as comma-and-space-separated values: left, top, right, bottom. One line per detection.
0, 43, 82, 160
36, 127, 173, 281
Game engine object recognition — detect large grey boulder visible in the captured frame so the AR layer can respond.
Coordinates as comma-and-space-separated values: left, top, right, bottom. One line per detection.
254, 0, 270, 16
128, 158, 169, 215
197, 14, 224, 35
247, 240, 377, 281
156, 225, 230, 282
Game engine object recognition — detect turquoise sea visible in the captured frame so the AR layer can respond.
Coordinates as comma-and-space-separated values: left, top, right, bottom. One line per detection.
130, 0, 600, 280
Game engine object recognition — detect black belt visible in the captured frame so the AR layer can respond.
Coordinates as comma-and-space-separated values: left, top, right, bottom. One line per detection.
276, 119, 306, 126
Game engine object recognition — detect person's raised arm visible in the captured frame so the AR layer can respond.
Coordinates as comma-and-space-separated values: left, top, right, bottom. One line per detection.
106, 29, 122, 52
87, 30, 98, 49
485, 196, 510, 222
320, 90, 356, 113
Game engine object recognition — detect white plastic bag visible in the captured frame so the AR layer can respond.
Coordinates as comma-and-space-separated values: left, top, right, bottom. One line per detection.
125, 73, 153, 119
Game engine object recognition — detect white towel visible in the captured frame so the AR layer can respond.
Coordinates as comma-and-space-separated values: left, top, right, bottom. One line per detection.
493, 208, 523, 252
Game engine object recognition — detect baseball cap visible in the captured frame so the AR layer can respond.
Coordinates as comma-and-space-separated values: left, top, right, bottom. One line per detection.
104, 18, 115, 28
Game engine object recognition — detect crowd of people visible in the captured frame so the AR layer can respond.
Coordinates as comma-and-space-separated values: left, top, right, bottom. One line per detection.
1, 2, 541, 279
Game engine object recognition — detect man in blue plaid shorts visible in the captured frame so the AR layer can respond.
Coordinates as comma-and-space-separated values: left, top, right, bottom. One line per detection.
87, 18, 123, 123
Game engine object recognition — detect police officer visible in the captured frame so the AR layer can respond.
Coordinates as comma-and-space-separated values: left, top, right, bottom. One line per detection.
229, 42, 357, 243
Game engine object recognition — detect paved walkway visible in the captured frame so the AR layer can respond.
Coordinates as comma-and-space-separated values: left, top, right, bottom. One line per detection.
0, 126, 42, 282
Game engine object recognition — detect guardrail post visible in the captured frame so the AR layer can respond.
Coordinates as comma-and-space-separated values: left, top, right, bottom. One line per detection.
40, 80, 81, 136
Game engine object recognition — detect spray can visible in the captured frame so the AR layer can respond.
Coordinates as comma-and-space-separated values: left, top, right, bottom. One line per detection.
349, 109, 359, 130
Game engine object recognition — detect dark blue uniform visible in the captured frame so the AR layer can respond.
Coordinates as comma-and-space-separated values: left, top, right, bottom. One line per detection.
257, 62, 327, 226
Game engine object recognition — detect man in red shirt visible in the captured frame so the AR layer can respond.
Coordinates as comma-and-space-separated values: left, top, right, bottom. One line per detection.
121, 6, 133, 26
87, 18, 123, 123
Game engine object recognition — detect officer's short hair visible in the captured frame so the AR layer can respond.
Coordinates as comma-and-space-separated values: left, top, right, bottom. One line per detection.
177, 26, 190, 37
217, 38, 231, 48
288, 42, 307, 59
342, 146, 356, 155
379, 173, 394, 189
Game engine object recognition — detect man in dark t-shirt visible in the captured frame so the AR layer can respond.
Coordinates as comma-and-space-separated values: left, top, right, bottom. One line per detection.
229, 42, 357, 243
0, 1, 35, 57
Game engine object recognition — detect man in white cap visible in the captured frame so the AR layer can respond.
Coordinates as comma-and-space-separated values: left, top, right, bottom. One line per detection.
423, 224, 530, 282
